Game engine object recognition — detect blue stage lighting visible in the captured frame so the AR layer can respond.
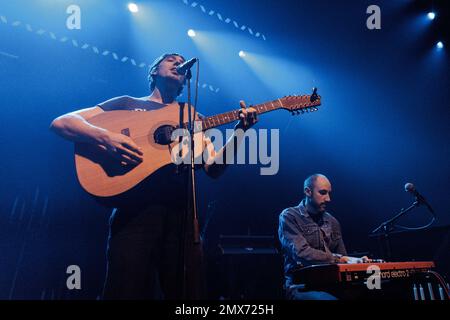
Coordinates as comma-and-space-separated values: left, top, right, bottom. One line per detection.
436, 41, 444, 49
187, 29, 196, 37
128, 3, 139, 13
239, 50, 246, 58
427, 12, 435, 20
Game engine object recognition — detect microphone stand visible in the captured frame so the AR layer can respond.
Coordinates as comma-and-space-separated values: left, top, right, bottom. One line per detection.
370, 200, 420, 260
185, 69, 201, 245
179, 67, 201, 299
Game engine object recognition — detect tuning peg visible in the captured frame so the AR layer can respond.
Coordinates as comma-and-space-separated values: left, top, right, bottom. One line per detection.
310, 87, 319, 102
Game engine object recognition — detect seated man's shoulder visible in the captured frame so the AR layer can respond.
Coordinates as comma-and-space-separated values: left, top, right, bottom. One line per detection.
279, 206, 300, 220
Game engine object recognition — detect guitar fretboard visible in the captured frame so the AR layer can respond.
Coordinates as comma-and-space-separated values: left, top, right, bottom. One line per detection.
183, 99, 285, 132
180, 93, 321, 132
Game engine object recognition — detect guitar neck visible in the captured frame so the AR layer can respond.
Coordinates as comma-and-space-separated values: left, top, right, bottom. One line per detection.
181, 92, 321, 131
194, 98, 285, 131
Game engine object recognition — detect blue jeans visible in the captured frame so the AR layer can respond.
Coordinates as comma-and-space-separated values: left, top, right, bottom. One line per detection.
287, 285, 338, 300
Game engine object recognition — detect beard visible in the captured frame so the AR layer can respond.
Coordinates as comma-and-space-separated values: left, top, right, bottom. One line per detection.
311, 201, 327, 213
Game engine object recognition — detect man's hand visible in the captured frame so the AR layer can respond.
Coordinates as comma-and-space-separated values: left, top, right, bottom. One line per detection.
339, 255, 373, 264
98, 131, 143, 166
338, 256, 352, 264
235, 100, 258, 131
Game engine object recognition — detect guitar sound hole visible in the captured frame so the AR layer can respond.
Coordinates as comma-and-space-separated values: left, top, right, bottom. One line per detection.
153, 125, 176, 145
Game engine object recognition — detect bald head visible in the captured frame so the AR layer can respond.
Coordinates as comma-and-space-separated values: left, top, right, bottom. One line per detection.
304, 174, 332, 214
304, 174, 330, 191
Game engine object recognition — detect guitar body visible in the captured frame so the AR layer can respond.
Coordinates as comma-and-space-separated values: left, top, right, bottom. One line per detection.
74, 104, 205, 200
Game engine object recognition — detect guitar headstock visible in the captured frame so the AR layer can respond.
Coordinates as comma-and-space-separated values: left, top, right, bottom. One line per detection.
279, 88, 322, 115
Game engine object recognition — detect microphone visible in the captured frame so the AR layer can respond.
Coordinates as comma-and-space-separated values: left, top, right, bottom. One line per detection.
176, 57, 198, 75
404, 183, 435, 215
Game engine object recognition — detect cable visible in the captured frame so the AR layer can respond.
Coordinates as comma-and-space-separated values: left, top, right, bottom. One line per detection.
394, 216, 436, 231
394, 206, 436, 231
193, 59, 200, 127
427, 270, 450, 300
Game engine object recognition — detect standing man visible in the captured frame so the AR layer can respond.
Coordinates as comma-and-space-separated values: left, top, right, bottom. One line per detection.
50, 53, 257, 299
278, 174, 369, 300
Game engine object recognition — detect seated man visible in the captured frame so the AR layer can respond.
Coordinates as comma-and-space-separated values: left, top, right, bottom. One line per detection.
278, 174, 368, 300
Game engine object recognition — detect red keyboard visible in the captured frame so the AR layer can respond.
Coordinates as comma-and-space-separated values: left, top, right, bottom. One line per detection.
293, 261, 435, 285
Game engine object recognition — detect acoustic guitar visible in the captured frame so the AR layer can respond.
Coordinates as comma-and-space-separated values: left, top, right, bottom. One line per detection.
74, 90, 321, 199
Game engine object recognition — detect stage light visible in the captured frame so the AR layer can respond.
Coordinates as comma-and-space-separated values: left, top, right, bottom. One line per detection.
128, 3, 139, 13
427, 12, 435, 20
436, 41, 444, 49
239, 50, 246, 58
187, 29, 196, 37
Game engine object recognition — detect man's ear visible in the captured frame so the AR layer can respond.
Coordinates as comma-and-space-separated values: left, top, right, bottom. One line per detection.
150, 67, 158, 76
304, 187, 312, 197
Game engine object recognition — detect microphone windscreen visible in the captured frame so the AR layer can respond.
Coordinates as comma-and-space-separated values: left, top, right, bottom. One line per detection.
404, 182, 415, 192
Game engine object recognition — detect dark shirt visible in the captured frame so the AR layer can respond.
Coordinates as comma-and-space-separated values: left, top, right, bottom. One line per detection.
278, 199, 347, 287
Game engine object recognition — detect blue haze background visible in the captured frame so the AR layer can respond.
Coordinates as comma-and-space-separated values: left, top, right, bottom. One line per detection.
0, 0, 448, 298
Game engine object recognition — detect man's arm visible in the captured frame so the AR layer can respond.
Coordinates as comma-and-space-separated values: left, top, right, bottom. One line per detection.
50, 106, 108, 144
278, 211, 341, 265
50, 96, 143, 166
203, 100, 257, 178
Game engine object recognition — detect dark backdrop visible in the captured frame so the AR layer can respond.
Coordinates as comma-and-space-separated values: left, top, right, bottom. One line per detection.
0, 0, 448, 299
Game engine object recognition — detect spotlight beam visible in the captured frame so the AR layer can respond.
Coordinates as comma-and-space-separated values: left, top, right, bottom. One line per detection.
128, 3, 139, 13
187, 29, 196, 37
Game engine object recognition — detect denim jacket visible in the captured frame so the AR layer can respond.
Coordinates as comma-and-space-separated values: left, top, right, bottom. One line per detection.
278, 199, 347, 287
